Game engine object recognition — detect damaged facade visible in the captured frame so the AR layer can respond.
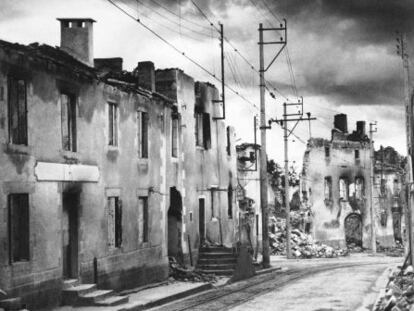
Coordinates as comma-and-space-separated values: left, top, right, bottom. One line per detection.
301, 114, 403, 249
373, 146, 406, 246
0, 18, 238, 309
236, 143, 262, 256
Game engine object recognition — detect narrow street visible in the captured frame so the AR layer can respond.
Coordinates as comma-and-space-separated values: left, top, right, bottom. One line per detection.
151, 255, 401, 311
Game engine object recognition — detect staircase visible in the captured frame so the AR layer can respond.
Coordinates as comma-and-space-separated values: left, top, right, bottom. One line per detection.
62, 279, 129, 307
196, 246, 238, 275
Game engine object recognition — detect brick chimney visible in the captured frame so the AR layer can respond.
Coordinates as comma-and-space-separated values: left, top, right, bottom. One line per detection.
137, 61, 155, 92
57, 18, 96, 67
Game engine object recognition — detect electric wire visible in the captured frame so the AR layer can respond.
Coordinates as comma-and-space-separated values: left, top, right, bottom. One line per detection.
106, 0, 261, 112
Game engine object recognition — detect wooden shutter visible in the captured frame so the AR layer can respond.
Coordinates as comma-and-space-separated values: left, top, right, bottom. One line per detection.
8, 77, 19, 144
143, 198, 148, 243
142, 112, 149, 158
17, 80, 27, 145
61, 94, 70, 150
107, 198, 115, 248
69, 96, 77, 152
203, 113, 211, 149
115, 199, 122, 247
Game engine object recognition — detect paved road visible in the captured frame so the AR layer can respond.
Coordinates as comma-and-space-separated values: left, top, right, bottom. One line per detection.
152, 254, 401, 311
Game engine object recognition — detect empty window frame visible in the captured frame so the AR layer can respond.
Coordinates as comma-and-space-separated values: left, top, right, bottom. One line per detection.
195, 112, 204, 147
339, 178, 348, 200
8, 193, 30, 263
171, 115, 179, 158
108, 102, 118, 146
355, 177, 364, 199
202, 113, 211, 149
8, 77, 27, 145
324, 176, 332, 201
228, 185, 233, 219
138, 196, 149, 243
61, 93, 77, 152
137, 111, 149, 158
108, 197, 122, 248
195, 112, 211, 149
355, 149, 360, 160
324, 146, 330, 158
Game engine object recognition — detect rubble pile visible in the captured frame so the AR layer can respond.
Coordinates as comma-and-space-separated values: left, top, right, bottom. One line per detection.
269, 228, 349, 258
269, 216, 349, 258
169, 257, 217, 283
375, 263, 414, 311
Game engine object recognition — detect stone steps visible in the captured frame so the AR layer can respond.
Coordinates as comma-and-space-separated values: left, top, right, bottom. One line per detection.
196, 246, 238, 276
62, 280, 128, 307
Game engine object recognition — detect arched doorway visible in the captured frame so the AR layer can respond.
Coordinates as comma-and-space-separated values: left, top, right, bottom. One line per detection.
344, 213, 362, 247
168, 187, 183, 262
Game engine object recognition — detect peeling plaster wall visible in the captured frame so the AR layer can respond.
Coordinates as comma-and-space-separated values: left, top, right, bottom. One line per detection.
373, 171, 405, 247
155, 70, 239, 263
0, 49, 169, 308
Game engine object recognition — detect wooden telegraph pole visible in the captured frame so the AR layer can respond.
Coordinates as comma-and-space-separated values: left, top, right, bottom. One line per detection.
258, 21, 286, 267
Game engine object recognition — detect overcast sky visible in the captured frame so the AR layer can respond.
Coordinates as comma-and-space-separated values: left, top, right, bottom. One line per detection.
0, 0, 411, 167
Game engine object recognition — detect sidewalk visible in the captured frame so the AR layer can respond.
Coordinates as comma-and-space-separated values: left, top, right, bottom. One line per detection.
53, 264, 281, 311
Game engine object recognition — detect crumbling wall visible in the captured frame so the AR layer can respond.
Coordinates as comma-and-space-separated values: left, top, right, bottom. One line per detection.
302, 138, 373, 249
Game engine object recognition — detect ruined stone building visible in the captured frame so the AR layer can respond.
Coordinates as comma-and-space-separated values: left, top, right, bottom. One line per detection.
0, 18, 238, 309
301, 114, 376, 248
373, 146, 406, 246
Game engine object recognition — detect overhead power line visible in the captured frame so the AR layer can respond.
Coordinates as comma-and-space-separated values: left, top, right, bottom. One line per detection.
190, 0, 289, 100
148, 0, 212, 30
106, 0, 260, 112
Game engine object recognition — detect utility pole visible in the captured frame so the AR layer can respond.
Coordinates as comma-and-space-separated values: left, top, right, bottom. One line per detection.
369, 122, 377, 254
278, 100, 315, 258
306, 112, 312, 139
397, 31, 414, 264
283, 102, 291, 258
258, 21, 286, 267
213, 23, 225, 120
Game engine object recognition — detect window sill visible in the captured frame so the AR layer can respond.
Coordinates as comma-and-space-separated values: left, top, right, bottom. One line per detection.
171, 157, 179, 162
5, 143, 32, 155
138, 157, 149, 163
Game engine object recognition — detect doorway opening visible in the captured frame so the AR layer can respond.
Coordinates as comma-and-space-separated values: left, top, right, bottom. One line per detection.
62, 192, 79, 279
344, 213, 362, 247
168, 187, 183, 262
199, 198, 205, 246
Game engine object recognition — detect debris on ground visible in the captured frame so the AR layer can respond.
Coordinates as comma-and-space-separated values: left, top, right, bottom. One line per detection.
374, 262, 414, 311
269, 215, 349, 259
169, 257, 217, 283
377, 242, 405, 257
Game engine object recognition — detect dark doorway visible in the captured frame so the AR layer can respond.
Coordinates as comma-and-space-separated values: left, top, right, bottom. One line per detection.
392, 212, 402, 243
199, 198, 205, 245
344, 213, 363, 247
62, 192, 79, 279
168, 187, 183, 261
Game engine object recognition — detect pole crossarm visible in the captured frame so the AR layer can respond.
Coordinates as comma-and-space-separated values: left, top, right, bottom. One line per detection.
258, 19, 287, 72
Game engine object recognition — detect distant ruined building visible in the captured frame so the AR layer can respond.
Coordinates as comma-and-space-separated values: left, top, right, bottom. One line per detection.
301, 114, 405, 249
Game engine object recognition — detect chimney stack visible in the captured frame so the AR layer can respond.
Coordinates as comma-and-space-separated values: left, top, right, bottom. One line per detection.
136, 61, 155, 92
334, 114, 348, 133
57, 18, 96, 67
356, 121, 366, 136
